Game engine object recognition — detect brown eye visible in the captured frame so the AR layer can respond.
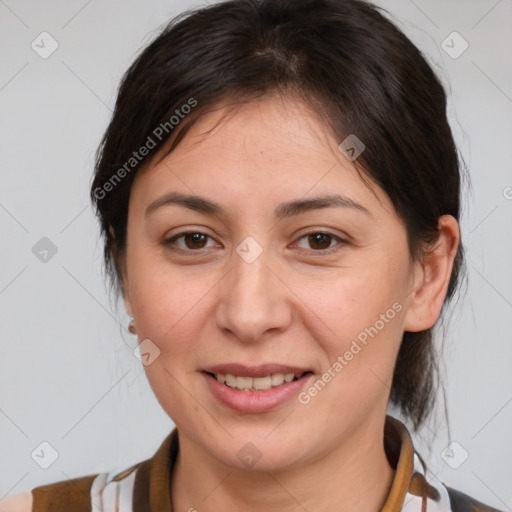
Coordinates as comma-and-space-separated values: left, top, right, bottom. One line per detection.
295, 231, 346, 254
182, 232, 208, 249
163, 231, 216, 252
307, 233, 333, 250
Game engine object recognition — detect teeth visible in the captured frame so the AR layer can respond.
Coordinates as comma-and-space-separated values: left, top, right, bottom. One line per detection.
271, 373, 284, 386
236, 376, 252, 389
214, 372, 304, 391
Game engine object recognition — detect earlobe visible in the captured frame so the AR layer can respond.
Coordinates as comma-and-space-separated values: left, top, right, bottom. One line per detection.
403, 215, 460, 332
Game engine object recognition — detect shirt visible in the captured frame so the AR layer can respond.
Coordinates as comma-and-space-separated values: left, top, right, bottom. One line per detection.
28, 415, 503, 511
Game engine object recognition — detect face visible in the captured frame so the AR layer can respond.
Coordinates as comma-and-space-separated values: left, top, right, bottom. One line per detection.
121, 94, 423, 471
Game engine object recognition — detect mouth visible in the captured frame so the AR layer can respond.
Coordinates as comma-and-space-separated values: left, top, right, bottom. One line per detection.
205, 371, 311, 391
201, 364, 314, 413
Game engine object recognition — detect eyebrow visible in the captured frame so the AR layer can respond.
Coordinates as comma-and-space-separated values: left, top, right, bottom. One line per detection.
144, 192, 371, 219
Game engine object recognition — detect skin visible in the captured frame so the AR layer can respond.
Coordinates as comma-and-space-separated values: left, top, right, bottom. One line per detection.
118, 93, 460, 512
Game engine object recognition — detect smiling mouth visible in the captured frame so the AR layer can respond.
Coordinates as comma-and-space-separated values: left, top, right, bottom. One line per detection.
206, 372, 312, 391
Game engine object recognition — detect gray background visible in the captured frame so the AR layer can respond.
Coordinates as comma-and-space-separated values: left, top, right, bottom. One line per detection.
1, 0, 511, 509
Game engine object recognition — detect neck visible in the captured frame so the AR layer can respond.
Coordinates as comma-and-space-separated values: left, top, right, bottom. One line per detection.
170, 416, 396, 512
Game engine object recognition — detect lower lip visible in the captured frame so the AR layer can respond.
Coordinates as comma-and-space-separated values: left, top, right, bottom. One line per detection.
202, 372, 314, 413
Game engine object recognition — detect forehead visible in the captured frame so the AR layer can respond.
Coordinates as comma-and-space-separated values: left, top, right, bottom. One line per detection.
152, 94, 340, 170
130, 94, 394, 219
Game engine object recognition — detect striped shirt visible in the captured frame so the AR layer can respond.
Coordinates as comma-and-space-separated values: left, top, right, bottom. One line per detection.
23, 415, 503, 511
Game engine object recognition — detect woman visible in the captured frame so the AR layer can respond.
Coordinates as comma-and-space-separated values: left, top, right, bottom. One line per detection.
3, 0, 504, 510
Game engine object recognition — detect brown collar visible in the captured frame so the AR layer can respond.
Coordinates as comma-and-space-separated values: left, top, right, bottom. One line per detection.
381, 415, 416, 511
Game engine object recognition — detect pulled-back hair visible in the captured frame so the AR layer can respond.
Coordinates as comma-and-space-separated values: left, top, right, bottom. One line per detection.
90, 0, 465, 431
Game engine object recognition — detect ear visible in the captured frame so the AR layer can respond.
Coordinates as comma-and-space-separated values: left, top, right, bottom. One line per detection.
403, 215, 460, 332
109, 226, 134, 318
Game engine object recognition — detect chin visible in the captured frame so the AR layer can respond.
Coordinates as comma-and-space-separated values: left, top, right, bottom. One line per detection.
207, 432, 310, 473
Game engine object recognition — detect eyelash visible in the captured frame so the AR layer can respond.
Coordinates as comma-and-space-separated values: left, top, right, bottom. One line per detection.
162, 230, 347, 256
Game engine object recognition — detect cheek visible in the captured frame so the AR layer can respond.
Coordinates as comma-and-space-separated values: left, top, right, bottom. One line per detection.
314, 269, 403, 336
304, 260, 407, 388
308, 279, 404, 416
126, 247, 215, 354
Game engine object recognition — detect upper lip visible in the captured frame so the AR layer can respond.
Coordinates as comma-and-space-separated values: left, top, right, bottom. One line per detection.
203, 364, 312, 378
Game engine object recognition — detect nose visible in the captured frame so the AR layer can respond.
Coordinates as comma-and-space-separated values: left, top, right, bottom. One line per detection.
215, 244, 292, 343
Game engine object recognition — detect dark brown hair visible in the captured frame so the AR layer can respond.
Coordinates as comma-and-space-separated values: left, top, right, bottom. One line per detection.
90, 0, 465, 431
